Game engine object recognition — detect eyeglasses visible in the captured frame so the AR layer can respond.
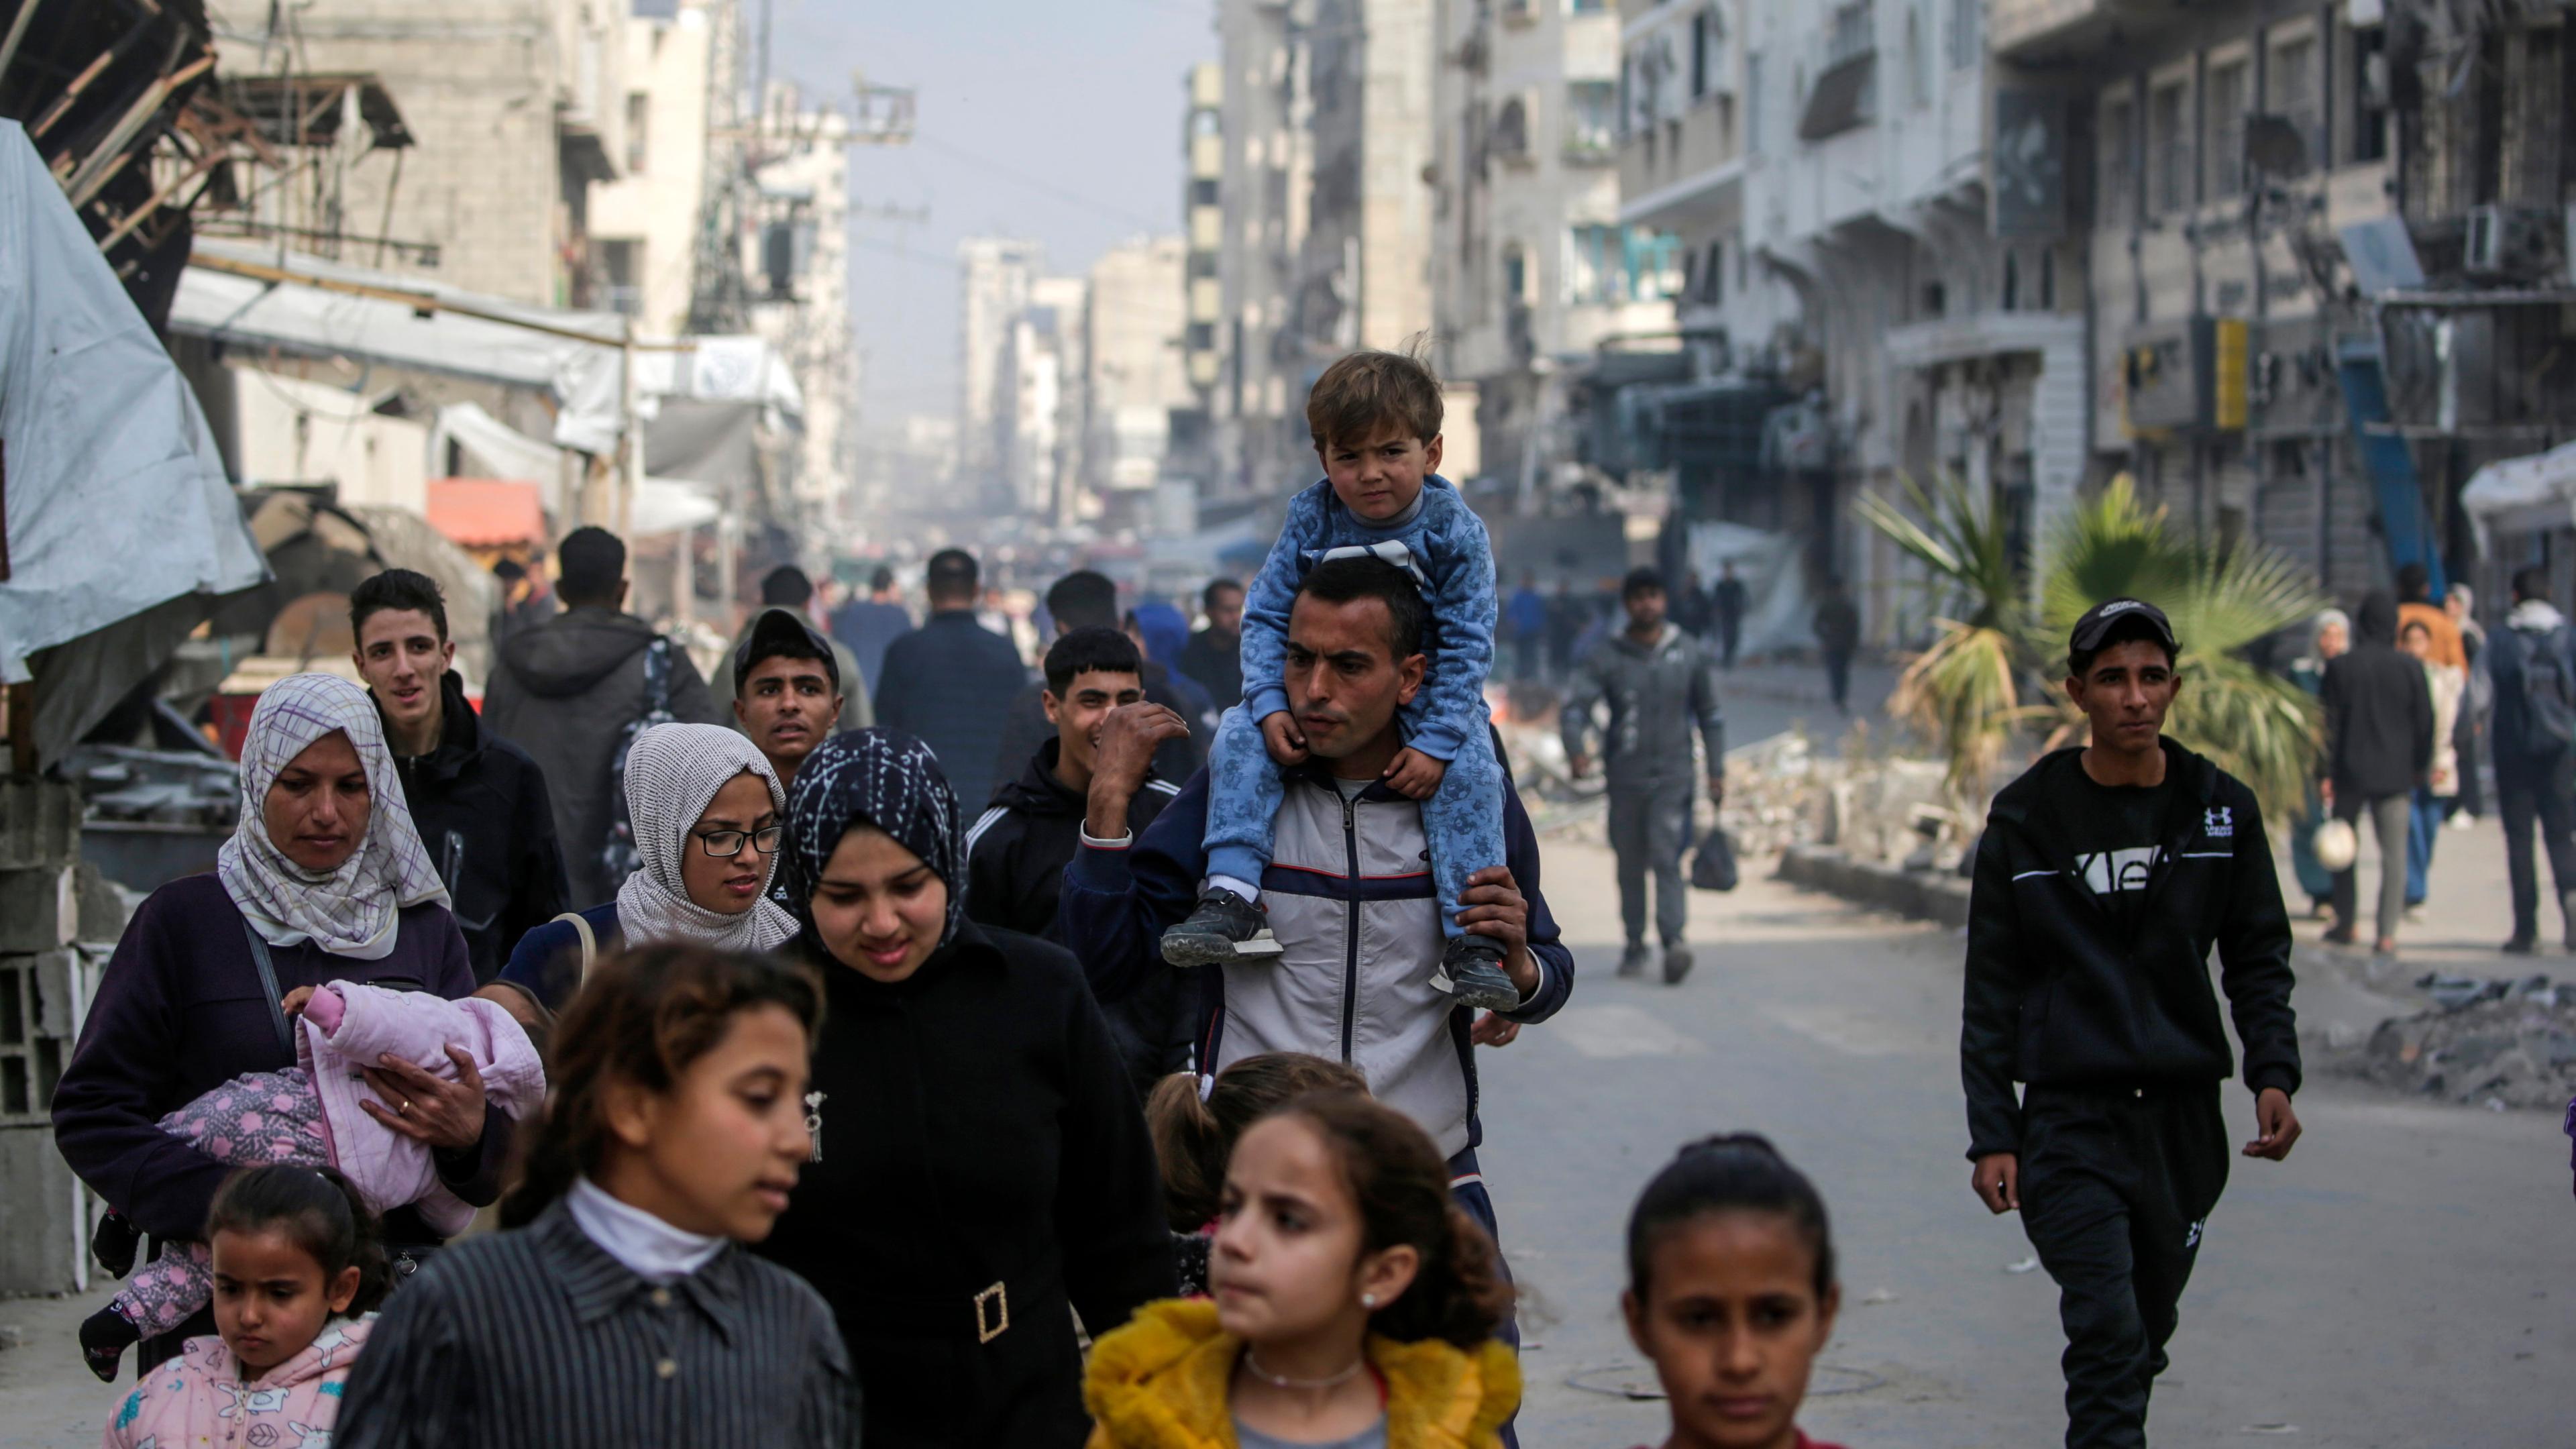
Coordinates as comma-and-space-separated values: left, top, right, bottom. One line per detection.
694, 824, 784, 858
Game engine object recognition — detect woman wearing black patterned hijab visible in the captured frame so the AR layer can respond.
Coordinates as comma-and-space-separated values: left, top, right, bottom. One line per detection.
758, 729, 1173, 1448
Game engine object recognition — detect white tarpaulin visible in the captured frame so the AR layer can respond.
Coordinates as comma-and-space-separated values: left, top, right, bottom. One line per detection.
2460, 438, 2576, 555
170, 239, 801, 455
0, 121, 268, 706
429, 402, 716, 536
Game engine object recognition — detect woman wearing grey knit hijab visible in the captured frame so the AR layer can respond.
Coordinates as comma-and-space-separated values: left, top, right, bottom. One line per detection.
614, 723, 800, 955
761, 729, 1173, 1446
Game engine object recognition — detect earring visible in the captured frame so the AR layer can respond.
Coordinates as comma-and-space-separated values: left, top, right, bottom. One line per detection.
1360, 1293, 1377, 1309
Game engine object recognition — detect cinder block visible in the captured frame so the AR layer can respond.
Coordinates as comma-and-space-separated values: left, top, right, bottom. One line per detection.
0, 777, 80, 871
0, 1126, 90, 1295
0, 866, 75, 953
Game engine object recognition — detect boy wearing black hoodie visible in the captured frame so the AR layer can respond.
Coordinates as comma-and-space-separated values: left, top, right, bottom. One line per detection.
966, 627, 1188, 1093
1962, 598, 2304, 1449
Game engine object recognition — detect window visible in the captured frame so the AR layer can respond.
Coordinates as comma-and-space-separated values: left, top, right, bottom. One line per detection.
1701, 240, 1725, 305
624, 92, 649, 175
1690, 9, 1717, 99
2269, 34, 2318, 164
2002, 250, 2019, 311
1564, 225, 1682, 305
1502, 244, 1527, 307
2150, 80, 2192, 215
599, 238, 640, 317
1567, 80, 1616, 159
2349, 23, 2390, 164
1828, 1, 1876, 68
1904, 4, 1929, 107
2205, 58, 2247, 201
1190, 177, 1219, 206
1570, 0, 1609, 11
2100, 95, 2136, 228
1746, 50, 1765, 155
1947, 0, 1980, 70
2039, 246, 2056, 309
1493, 96, 1531, 159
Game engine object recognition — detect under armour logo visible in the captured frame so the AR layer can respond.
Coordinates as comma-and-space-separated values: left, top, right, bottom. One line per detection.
2203, 807, 2234, 839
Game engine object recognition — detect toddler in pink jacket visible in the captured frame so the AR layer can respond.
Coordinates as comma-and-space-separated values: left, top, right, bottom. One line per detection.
80, 980, 541, 1377
102, 1165, 385, 1449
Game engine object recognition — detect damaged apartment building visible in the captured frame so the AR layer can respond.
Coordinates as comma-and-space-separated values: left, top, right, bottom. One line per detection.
1993, 0, 2576, 608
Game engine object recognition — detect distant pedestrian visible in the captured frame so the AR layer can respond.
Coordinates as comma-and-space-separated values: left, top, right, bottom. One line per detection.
1963, 597, 2302, 1449
1712, 559, 1748, 669
1179, 576, 1246, 708
1505, 572, 1548, 683
2285, 608, 2349, 916
1811, 578, 1860, 713
2320, 591, 2434, 955
1669, 566, 1715, 639
731, 607, 849, 794
1562, 567, 1727, 984
2448, 583, 2489, 824
721, 566, 871, 732
350, 568, 568, 983
489, 554, 557, 642
1621, 1136, 1849, 1449
484, 527, 724, 906
331, 946, 859, 1449
2396, 561, 2467, 672
993, 571, 1204, 790
2400, 618, 2464, 913
1545, 579, 1585, 680
100, 1167, 384, 1449
2485, 566, 2576, 954
1083, 1093, 1520, 1449
498, 722, 798, 1012
828, 564, 914, 692
871, 548, 1028, 812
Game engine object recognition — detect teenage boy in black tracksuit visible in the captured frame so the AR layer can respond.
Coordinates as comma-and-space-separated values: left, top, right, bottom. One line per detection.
1962, 598, 2304, 1449
965, 627, 1185, 1094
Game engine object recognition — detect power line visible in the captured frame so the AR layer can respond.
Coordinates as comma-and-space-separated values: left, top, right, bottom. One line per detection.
913, 132, 1171, 235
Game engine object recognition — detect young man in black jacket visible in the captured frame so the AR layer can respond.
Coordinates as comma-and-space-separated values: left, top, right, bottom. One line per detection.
965, 627, 1185, 1092
350, 569, 569, 982
1962, 598, 2304, 1449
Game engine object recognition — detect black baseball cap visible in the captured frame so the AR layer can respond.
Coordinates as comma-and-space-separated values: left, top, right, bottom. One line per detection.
2068, 597, 2178, 659
733, 608, 841, 693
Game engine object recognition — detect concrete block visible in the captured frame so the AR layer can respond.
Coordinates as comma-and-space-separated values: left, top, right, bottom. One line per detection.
0, 867, 76, 953
1776, 844, 1972, 929
0, 777, 80, 871
0, 1126, 89, 1296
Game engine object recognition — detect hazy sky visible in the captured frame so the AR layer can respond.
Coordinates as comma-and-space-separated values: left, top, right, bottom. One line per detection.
765, 0, 1215, 429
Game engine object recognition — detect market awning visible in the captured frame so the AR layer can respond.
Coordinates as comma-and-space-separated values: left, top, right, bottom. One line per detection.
425, 478, 545, 549
2461, 438, 2576, 554
168, 239, 802, 453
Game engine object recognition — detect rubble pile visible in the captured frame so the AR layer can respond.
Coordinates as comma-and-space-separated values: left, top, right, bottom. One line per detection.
2345, 976, 2576, 1109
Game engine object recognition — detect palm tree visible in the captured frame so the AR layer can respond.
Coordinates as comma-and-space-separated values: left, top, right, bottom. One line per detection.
1852, 471, 2046, 806
1859, 472, 2326, 819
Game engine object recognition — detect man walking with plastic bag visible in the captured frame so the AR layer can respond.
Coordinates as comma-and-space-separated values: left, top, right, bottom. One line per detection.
1562, 567, 1727, 983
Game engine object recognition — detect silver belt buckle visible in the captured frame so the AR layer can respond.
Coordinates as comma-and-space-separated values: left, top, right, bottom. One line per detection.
974, 1281, 1009, 1344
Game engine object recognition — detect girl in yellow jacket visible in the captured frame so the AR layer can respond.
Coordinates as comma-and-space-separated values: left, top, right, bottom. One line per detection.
1084, 1091, 1520, 1449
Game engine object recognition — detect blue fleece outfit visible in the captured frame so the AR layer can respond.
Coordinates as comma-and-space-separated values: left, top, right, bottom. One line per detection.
1207, 474, 1501, 939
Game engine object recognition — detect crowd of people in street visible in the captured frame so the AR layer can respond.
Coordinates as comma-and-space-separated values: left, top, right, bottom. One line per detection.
42, 343, 2366, 1449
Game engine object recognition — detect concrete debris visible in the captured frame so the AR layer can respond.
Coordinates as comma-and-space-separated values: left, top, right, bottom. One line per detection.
2340, 987, 2576, 1108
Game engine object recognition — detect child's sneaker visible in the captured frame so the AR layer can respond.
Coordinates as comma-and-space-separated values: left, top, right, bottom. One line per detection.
78, 1303, 138, 1383
1160, 890, 1285, 967
1432, 934, 1521, 1011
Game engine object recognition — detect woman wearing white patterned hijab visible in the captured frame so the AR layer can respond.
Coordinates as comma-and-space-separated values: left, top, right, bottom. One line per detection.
218, 672, 449, 961
613, 723, 799, 954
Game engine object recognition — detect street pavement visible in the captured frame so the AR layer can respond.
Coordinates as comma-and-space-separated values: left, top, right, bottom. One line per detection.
1479, 836, 2571, 1446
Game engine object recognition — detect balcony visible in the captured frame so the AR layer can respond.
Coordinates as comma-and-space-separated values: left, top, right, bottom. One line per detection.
1619, 95, 1742, 231
1986, 0, 2145, 62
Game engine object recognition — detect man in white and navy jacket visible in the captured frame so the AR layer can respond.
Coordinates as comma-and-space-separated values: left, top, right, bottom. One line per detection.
1058, 556, 1573, 1364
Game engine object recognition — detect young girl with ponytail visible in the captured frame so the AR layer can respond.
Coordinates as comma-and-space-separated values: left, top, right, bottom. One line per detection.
1086, 1091, 1520, 1448
327, 945, 859, 1449
1620, 1135, 1847, 1449
1146, 1053, 1369, 1295
103, 1164, 385, 1448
